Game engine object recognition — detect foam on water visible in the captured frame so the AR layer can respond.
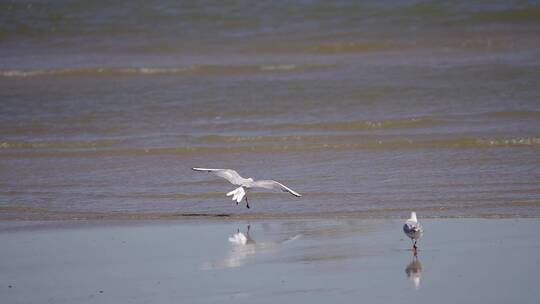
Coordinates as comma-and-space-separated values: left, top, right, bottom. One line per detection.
0, 65, 321, 78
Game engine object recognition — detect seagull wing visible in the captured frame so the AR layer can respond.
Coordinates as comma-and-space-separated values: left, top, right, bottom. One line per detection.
404, 221, 423, 234
192, 168, 245, 185
248, 180, 302, 197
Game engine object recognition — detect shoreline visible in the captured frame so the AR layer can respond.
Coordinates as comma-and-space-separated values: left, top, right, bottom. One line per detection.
1, 209, 540, 223
3, 201, 540, 222
0, 214, 537, 234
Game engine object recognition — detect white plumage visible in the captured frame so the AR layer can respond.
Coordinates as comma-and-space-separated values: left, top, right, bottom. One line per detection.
227, 187, 247, 204
403, 212, 423, 253
192, 168, 301, 208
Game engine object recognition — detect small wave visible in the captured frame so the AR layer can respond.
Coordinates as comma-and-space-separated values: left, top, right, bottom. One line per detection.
372, 2, 451, 20
205, 118, 443, 132
0, 139, 123, 149
314, 41, 404, 54
478, 110, 540, 119
2, 136, 539, 158
260, 64, 297, 71
470, 6, 540, 23
275, 117, 442, 131
195, 134, 355, 144
0, 67, 193, 78
0, 64, 318, 78
476, 137, 540, 147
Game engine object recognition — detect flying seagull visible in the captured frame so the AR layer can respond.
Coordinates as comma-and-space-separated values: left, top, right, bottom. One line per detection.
192, 168, 301, 208
403, 212, 423, 254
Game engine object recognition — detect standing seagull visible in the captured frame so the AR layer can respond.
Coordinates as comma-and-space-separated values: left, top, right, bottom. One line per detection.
192, 168, 301, 208
403, 212, 423, 254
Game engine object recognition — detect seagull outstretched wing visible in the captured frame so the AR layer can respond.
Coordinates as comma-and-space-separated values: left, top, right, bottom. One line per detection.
247, 180, 302, 197
192, 168, 246, 185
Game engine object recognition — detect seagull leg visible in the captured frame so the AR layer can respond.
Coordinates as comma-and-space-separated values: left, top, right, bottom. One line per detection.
245, 196, 250, 209
413, 240, 418, 256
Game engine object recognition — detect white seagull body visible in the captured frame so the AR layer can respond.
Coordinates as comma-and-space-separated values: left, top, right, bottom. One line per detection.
403, 212, 423, 253
192, 168, 301, 208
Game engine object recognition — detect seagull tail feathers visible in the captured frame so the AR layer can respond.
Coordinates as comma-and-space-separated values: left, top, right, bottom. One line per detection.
226, 187, 246, 203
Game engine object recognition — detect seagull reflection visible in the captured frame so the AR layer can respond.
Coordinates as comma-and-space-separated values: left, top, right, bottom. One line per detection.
405, 255, 423, 290
228, 225, 256, 245
203, 225, 301, 270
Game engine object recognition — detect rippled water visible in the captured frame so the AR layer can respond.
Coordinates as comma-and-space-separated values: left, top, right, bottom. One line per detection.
1, 1, 539, 219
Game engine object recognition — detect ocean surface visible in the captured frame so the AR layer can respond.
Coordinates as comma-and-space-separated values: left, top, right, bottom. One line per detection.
1, 1, 539, 220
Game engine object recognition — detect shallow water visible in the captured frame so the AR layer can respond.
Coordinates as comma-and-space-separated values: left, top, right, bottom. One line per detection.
1, 219, 539, 303
1, 1, 540, 219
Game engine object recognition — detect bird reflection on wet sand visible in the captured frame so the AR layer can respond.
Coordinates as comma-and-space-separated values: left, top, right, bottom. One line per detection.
405, 255, 423, 290
228, 224, 256, 245
203, 225, 301, 270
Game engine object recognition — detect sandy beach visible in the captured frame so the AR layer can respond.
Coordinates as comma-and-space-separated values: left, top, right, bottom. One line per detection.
2, 218, 539, 303
2, 2, 540, 303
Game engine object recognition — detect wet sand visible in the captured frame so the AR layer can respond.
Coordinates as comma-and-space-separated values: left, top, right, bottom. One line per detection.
1, 218, 539, 303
